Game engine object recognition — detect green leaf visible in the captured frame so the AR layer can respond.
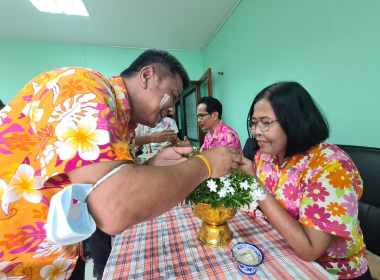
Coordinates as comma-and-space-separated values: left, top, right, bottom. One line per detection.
326, 269, 340, 275
232, 199, 241, 206
335, 188, 345, 198
303, 198, 314, 206
342, 214, 351, 224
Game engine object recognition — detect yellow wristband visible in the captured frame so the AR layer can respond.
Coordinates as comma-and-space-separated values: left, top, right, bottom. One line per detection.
194, 154, 212, 179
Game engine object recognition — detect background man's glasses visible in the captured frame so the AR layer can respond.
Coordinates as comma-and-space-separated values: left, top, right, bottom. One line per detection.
197, 113, 210, 119
248, 120, 278, 132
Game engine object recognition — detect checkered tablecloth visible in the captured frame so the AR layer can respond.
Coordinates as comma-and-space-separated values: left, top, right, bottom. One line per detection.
103, 206, 334, 280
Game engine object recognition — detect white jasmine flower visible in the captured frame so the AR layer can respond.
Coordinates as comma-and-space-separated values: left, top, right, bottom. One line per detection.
250, 201, 259, 209
207, 179, 218, 192
240, 180, 250, 190
219, 174, 231, 182
250, 188, 267, 201
227, 186, 235, 195
249, 180, 259, 190
223, 179, 231, 188
218, 187, 228, 198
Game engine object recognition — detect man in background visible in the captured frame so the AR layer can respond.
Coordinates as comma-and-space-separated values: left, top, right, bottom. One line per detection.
197, 96, 243, 153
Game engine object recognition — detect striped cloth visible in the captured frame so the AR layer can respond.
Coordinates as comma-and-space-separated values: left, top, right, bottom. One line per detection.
103, 206, 334, 280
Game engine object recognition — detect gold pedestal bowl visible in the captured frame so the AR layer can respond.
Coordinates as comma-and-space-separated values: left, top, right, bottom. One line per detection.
193, 203, 237, 248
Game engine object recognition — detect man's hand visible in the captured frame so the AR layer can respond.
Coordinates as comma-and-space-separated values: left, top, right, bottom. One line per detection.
178, 136, 192, 147
150, 130, 177, 143
200, 146, 243, 178
237, 156, 256, 177
149, 146, 194, 166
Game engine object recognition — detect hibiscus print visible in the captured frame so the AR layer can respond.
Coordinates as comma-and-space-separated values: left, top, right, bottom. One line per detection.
21, 101, 43, 133
304, 204, 331, 225
2, 164, 42, 215
282, 183, 299, 200
329, 238, 349, 258
341, 192, 358, 218
4, 133, 37, 152
0, 230, 29, 250
337, 267, 358, 279
40, 258, 72, 280
306, 182, 329, 202
321, 220, 349, 237
55, 116, 109, 161
61, 79, 83, 98
326, 202, 346, 217
326, 168, 352, 190
300, 217, 315, 228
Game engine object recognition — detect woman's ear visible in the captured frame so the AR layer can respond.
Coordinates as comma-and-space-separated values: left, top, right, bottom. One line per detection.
139, 66, 154, 89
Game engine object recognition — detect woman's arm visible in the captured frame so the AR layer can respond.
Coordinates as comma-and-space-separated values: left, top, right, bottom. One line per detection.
258, 194, 336, 261
239, 157, 336, 261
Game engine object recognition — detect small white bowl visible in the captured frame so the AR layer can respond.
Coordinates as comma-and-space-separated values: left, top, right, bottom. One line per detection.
231, 242, 264, 275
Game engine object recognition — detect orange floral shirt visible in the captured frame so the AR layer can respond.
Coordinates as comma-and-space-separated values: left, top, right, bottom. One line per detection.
0, 67, 137, 279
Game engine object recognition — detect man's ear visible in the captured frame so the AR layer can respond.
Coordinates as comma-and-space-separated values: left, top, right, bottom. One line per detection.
139, 66, 154, 89
213, 112, 219, 120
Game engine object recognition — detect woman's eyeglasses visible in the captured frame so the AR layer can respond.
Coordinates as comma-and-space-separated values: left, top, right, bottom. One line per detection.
248, 120, 278, 132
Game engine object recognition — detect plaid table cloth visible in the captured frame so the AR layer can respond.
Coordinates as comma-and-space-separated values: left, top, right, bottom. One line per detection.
103, 206, 334, 280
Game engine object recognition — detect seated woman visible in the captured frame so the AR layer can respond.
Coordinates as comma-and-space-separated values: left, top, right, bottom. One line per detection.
197, 96, 242, 153
239, 82, 371, 280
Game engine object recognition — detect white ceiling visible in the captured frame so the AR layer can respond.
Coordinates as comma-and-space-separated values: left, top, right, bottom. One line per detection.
0, 0, 240, 51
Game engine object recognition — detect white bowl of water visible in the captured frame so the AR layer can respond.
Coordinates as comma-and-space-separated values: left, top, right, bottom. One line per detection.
231, 242, 264, 275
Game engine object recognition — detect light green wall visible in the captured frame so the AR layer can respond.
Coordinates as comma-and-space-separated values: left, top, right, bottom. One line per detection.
202, 0, 380, 148
2, 0, 379, 149
0, 40, 202, 103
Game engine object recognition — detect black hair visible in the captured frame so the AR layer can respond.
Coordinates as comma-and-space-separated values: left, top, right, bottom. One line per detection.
198, 97, 223, 120
120, 49, 190, 90
247, 81, 329, 158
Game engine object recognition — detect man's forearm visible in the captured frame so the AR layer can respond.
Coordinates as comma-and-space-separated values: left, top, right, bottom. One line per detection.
86, 157, 208, 235
135, 135, 153, 146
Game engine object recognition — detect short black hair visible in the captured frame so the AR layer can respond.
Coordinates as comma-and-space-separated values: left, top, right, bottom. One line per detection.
120, 49, 190, 90
198, 97, 223, 120
247, 81, 329, 158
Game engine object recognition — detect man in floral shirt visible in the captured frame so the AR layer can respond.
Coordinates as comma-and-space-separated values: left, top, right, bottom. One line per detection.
197, 97, 242, 154
0, 50, 242, 279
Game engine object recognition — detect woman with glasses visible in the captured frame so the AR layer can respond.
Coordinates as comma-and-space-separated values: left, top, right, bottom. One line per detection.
238, 82, 371, 280
197, 96, 243, 153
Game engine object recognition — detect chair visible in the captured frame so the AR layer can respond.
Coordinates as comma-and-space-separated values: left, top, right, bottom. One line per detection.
337, 145, 380, 279
337, 145, 380, 256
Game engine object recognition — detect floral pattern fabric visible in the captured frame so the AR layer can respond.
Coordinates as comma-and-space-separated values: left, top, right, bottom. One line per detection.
254, 142, 368, 279
200, 121, 243, 154
0, 67, 137, 279
140, 117, 179, 154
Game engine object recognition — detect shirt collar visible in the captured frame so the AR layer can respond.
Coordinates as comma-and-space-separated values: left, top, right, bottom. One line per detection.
212, 121, 224, 139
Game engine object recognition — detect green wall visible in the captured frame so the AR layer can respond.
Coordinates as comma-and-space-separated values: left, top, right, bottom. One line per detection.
202, 0, 380, 148
0, 40, 202, 103
2, 0, 380, 149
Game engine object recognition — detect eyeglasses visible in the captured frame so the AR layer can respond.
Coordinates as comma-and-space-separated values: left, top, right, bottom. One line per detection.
197, 113, 210, 119
248, 120, 278, 132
